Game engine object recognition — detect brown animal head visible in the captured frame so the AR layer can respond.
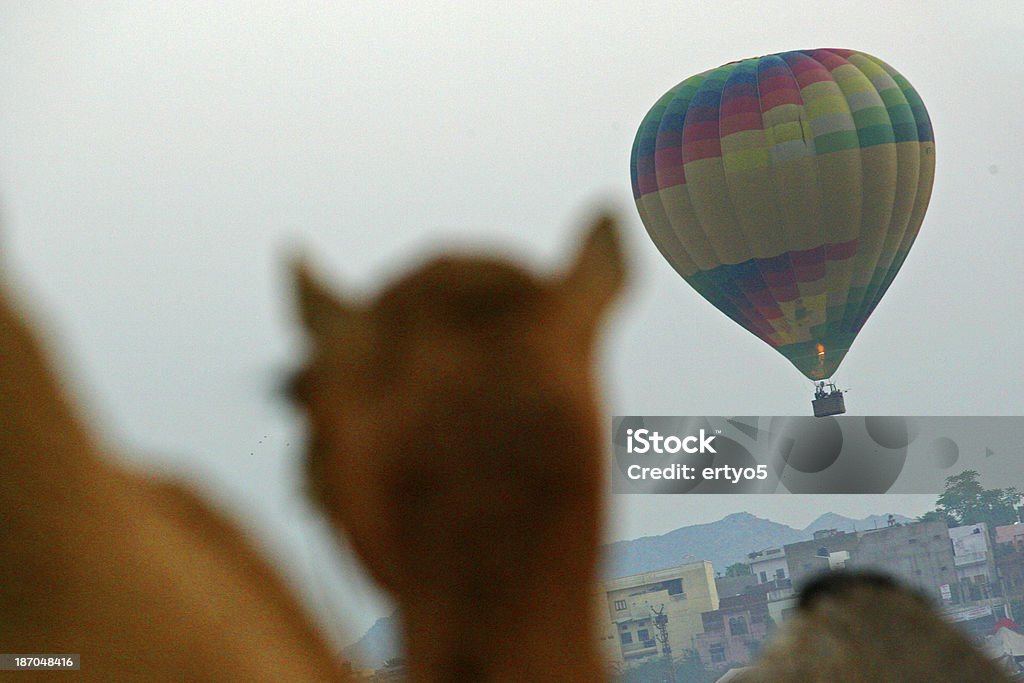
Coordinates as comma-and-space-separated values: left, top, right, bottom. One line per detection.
288, 213, 625, 680
741, 571, 1012, 683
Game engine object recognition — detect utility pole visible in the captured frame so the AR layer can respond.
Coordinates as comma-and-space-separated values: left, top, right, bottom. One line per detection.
651, 605, 676, 683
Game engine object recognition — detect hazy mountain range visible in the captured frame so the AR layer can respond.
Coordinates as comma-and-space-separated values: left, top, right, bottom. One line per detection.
342, 510, 914, 667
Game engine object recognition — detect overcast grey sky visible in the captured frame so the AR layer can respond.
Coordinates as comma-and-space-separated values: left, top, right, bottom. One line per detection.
2, 2, 1021, 643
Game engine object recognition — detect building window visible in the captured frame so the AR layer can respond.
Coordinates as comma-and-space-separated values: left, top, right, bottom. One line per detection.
908, 538, 918, 544
729, 616, 748, 636
710, 644, 726, 663
759, 571, 767, 583
620, 632, 633, 645
614, 600, 627, 611
775, 568, 786, 580
665, 578, 684, 596
638, 629, 650, 642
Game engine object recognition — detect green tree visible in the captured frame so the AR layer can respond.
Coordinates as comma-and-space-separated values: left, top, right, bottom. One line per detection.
929, 470, 1021, 533
918, 509, 955, 526
725, 562, 752, 577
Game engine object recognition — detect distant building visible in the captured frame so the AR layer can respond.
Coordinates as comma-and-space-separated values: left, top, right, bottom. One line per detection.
738, 546, 797, 626
596, 561, 719, 667
782, 529, 860, 592
996, 523, 1024, 552
748, 547, 788, 587
950, 523, 999, 602
778, 519, 1010, 635
997, 548, 1024, 619
778, 521, 956, 604
764, 592, 799, 627
853, 520, 959, 604
940, 523, 1011, 634
994, 524, 1024, 620
715, 573, 758, 600
747, 547, 794, 602
694, 592, 771, 671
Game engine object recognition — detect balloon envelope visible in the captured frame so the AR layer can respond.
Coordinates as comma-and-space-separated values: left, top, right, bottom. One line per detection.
630, 49, 934, 380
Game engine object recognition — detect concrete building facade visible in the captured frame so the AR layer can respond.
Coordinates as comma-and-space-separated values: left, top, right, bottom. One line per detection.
779, 521, 958, 604
782, 529, 861, 592
597, 561, 719, 667
996, 523, 1024, 552
714, 574, 758, 600
747, 546, 795, 602
748, 547, 788, 587
850, 520, 959, 604
778, 520, 1010, 633
950, 523, 999, 602
996, 549, 1024, 620
693, 593, 771, 672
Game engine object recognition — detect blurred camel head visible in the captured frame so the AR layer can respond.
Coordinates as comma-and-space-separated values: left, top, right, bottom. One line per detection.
287, 213, 625, 681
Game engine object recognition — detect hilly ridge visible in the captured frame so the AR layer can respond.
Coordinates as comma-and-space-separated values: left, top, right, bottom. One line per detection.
602, 512, 802, 578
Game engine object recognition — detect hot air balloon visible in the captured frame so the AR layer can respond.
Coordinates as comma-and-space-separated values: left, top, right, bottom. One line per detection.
630, 48, 934, 415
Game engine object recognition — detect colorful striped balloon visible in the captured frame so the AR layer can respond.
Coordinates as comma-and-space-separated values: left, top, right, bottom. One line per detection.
630, 48, 934, 380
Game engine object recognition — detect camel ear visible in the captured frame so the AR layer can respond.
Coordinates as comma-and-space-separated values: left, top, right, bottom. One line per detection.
288, 255, 368, 343
557, 212, 626, 323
